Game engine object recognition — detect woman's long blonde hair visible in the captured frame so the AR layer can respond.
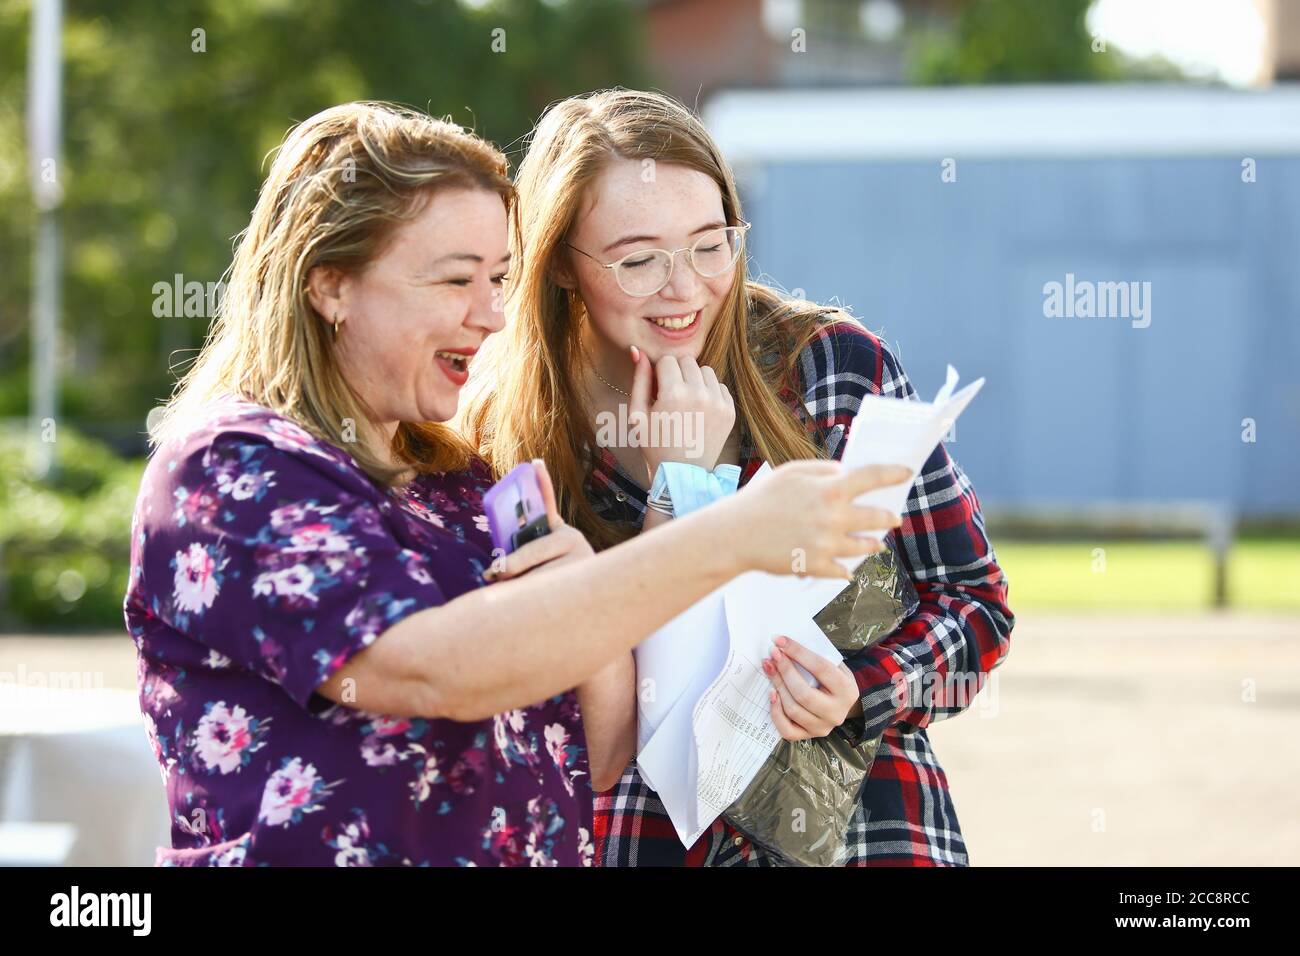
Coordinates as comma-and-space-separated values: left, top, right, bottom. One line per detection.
460, 88, 832, 549
152, 101, 514, 486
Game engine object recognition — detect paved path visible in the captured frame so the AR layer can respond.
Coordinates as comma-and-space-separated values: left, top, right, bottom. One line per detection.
929, 611, 1300, 866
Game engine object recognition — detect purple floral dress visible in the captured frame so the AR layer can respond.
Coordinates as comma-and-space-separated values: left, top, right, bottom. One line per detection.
123, 396, 592, 866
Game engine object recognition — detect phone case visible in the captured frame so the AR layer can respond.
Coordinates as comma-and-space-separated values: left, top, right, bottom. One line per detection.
482, 462, 551, 555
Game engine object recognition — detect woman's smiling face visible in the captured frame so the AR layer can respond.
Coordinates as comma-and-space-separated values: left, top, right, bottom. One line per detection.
315, 187, 510, 429
562, 158, 736, 368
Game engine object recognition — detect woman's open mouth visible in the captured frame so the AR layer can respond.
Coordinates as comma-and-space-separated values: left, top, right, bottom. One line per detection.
434, 349, 473, 386
645, 309, 701, 341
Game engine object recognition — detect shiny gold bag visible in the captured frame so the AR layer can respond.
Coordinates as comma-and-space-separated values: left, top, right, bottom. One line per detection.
723, 546, 919, 866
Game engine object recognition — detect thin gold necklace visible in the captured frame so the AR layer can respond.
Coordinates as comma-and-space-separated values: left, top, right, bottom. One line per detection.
593, 366, 629, 397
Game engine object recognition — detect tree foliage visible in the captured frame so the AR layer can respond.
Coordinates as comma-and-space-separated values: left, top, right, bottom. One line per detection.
909, 0, 1187, 86
0, 0, 647, 447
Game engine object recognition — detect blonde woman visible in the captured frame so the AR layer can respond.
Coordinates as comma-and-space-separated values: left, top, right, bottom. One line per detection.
462, 89, 1014, 866
124, 101, 907, 867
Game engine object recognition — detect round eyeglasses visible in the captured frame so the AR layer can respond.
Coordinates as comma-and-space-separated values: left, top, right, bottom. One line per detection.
565, 222, 750, 298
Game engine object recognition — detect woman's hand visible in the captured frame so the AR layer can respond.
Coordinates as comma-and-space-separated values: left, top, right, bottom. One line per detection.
761, 635, 860, 740
482, 460, 634, 791
483, 460, 593, 581
715, 459, 912, 580
627, 345, 735, 481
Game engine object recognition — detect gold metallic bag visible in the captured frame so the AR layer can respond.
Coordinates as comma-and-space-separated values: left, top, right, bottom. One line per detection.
722, 545, 919, 866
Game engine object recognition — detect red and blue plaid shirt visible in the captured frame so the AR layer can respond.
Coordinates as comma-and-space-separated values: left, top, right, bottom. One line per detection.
584, 314, 1015, 866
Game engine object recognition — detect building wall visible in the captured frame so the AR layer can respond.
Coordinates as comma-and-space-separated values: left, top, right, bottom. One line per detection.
738, 153, 1300, 517
643, 0, 775, 104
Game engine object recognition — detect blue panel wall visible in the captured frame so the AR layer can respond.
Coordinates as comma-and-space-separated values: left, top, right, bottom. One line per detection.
741, 157, 1300, 516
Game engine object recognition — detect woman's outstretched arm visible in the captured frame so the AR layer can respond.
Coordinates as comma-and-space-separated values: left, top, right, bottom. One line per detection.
317, 459, 911, 722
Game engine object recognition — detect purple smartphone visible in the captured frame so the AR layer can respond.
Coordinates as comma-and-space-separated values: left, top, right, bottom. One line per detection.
482, 462, 552, 555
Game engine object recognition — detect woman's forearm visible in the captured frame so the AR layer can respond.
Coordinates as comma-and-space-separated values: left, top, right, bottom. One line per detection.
577, 652, 637, 791
323, 501, 741, 720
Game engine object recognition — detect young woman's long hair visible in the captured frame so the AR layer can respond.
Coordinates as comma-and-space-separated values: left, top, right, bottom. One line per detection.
460, 88, 833, 549
152, 101, 514, 486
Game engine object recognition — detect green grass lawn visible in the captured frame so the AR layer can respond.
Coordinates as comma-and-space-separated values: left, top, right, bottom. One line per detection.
992, 537, 1300, 611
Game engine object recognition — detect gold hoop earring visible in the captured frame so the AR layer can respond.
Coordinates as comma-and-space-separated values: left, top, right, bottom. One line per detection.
332, 312, 343, 340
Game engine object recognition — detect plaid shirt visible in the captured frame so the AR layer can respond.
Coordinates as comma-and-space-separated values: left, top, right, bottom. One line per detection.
585, 314, 1014, 866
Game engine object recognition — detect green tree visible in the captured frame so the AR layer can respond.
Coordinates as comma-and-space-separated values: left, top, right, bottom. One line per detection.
0, 0, 648, 448
909, 0, 1186, 85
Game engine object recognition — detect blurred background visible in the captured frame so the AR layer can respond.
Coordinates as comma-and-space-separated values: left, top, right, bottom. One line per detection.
1, 0, 1297, 866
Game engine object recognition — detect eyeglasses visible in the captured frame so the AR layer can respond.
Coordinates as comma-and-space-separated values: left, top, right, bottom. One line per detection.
565, 222, 750, 298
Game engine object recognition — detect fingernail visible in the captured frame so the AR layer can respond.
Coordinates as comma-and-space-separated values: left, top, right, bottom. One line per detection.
630, 345, 640, 363
771, 648, 783, 662
769, 690, 777, 704
774, 635, 789, 647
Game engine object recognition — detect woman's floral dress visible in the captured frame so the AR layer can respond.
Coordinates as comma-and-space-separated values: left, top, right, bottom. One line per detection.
123, 396, 592, 866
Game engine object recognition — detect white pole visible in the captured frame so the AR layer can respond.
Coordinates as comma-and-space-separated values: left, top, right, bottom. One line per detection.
27, 0, 63, 478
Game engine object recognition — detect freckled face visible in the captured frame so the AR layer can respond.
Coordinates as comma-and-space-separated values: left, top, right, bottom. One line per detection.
565, 159, 737, 367
334, 188, 510, 424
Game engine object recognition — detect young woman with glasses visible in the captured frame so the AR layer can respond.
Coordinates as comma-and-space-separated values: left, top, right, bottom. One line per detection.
462, 89, 1015, 866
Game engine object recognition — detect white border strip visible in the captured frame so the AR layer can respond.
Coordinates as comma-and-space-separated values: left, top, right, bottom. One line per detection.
703, 84, 1300, 161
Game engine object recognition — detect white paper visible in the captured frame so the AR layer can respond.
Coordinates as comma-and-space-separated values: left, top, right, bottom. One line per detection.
691, 574, 842, 833
636, 573, 844, 846
634, 365, 984, 847
838, 365, 984, 518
